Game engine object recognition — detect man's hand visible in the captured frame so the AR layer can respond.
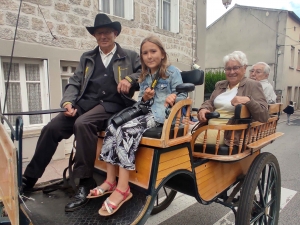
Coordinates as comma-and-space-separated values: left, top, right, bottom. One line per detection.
231, 96, 250, 106
117, 79, 131, 94
64, 104, 77, 117
143, 87, 155, 101
197, 108, 211, 122
164, 94, 177, 107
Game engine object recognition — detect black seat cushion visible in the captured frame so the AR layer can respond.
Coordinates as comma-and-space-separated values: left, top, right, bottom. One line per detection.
194, 143, 239, 155
142, 124, 184, 139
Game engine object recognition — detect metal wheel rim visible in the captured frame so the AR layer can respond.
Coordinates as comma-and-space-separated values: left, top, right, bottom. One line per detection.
250, 162, 279, 225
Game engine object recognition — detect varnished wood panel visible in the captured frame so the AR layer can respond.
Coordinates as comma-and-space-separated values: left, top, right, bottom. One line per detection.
195, 151, 259, 201
0, 123, 19, 225
155, 147, 192, 188
94, 138, 154, 189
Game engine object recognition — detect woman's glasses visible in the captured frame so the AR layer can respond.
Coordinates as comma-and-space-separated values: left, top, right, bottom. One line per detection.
224, 66, 243, 73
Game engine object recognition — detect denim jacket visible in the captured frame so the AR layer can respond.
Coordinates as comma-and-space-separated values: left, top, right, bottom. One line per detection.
138, 65, 187, 124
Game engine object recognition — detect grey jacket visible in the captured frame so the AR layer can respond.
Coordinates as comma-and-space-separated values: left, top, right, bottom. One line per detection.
60, 43, 141, 108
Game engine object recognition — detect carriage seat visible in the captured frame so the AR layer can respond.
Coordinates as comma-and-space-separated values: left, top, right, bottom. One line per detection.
191, 103, 283, 160
194, 143, 239, 155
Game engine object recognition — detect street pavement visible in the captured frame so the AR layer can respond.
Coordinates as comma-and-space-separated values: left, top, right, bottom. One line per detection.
22, 110, 300, 224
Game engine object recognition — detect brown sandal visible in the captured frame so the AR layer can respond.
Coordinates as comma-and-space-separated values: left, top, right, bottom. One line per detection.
87, 180, 116, 198
98, 186, 133, 216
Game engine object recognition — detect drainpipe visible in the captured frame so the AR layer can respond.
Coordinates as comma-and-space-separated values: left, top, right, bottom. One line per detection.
274, 10, 284, 90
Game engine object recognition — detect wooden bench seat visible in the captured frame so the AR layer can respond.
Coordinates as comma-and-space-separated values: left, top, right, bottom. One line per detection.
191, 103, 283, 161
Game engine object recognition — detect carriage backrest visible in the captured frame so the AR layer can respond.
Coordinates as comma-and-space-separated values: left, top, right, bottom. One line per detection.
234, 103, 282, 120
180, 70, 204, 85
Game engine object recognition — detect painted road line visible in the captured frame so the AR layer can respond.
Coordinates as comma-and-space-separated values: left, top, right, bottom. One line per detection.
145, 193, 197, 225
213, 187, 297, 225
146, 187, 297, 225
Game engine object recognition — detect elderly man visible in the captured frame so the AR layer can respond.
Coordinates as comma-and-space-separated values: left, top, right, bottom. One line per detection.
22, 13, 141, 212
249, 62, 277, 104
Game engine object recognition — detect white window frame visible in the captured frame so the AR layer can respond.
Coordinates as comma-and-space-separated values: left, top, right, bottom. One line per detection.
291, 45, 295, 68
0, 57, 50, 130
99, 0, 134, 20
60, 61, 78, 97
297, 49, 300, 70
156, 0, 179, 33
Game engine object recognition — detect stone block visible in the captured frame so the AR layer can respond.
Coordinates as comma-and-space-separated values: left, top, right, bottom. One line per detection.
6, 12, 29, 29
78, 39, 97, 50
51, 12, 65, 22
66, 14, 80, 25
56, 24, 69, 36
38, 7, 51, 19
0, 0, 19, 11
16, 29, 37, 42
73, 7, 90, 17
23, 0, 52, 6
82, 18, 93, 27
83, 0, 91, 8
69, 0, 82, 5
55, 3, 70, 12
32, 17, 44, 30
70, 26, 86, 38
0, 12, 4, 25
141, 13, 149, 24
0, 27, 14, 40
21, 2, 37, 15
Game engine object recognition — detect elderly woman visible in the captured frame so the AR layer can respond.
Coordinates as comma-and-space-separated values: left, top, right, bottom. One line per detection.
196, 51, 269, 145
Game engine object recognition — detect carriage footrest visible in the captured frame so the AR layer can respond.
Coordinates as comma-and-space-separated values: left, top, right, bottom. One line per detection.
247, 132, 284, 150
20, 172, 150, 225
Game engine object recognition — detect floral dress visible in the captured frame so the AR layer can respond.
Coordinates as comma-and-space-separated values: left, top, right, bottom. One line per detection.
100, 112, 156, 170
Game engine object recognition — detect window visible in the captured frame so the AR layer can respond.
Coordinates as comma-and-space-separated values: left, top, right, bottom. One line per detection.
290, 46, 295, 68
157, 0, 179, 33
0, 58, 50, 128
297, 49, 300, 70
99, 0, 134, 20
60, 61, 79, 96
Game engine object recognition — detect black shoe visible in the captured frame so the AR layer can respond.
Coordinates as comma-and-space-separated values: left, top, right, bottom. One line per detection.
65, 179, 96, 212
22, 175, 38, 192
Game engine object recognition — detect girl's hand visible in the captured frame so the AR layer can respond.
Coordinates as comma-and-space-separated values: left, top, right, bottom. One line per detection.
197, 108, 211, 122
164, 94, 177, 107
143, 87, 155, 101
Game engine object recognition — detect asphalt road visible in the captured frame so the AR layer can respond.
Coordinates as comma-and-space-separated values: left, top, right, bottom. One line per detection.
147, 112, 300, 225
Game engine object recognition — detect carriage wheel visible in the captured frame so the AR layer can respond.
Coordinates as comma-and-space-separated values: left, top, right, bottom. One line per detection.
236, 152, 281, 225
151, 186, 177, 215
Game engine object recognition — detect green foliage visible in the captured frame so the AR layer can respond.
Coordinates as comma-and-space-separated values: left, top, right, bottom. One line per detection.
204, 70, 226, 94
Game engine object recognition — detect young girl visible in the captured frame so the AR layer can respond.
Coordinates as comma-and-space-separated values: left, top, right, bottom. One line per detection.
89, 36, 187, 216
283, 101, 294, 125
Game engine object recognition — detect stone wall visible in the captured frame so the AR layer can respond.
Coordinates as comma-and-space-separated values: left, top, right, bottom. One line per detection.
0, 0, 196, 66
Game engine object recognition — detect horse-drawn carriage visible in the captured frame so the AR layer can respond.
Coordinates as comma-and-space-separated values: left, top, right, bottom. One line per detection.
0, 70, 283, 225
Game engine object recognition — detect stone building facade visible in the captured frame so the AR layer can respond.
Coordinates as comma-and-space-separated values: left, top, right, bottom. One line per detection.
0, 0, 206, 161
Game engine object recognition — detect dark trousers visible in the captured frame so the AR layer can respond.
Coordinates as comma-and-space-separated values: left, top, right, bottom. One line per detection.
24, 104, 112, 179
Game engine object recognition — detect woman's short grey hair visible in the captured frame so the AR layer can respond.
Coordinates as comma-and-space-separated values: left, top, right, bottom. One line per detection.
253, 62, 270, 74
223, 51, 248, 66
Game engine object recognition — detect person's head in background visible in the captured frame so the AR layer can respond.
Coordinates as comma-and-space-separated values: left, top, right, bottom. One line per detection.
250, 62, 270, 81
290, 101, 294, 105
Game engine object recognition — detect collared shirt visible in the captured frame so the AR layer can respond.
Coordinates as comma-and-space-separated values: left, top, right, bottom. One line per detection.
259, 79, 276, 104
99, 44, 117, 67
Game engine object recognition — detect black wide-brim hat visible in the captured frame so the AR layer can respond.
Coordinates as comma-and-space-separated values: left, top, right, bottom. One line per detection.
86, 13, 121, 36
